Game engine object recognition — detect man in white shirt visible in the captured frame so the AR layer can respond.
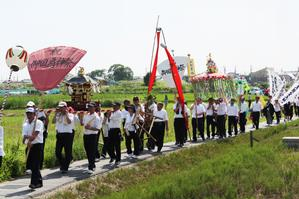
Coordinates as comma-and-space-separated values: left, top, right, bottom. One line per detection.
108, 102, 122, 165
251, 96, 262, 129
216, 98, 227, 138
190, 97, 206, 142
151, 102, 169, 152
206, 98, 216, 139
22, 107, 44, 189
80, 102, 102, 174
227, 99, 238, 136
124, 105, 141, 157
52, 101, 74, 173
173, 98, 188, 147
239, 96, 248, 133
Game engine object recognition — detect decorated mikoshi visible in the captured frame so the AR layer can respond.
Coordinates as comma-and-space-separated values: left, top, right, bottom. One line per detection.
65, 67, 99, 111
190, 53, 236, 99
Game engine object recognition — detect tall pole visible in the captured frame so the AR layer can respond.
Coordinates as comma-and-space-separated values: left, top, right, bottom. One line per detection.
149, 16, 160, 74
0, 70, 13, 125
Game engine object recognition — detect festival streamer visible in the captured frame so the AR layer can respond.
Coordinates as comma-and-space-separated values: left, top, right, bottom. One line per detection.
148, 30, 161, 94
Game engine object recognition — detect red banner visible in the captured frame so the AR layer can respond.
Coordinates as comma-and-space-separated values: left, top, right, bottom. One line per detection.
28, 46, 86, 91
147, 31, 161, 94
163, 47, 185, 109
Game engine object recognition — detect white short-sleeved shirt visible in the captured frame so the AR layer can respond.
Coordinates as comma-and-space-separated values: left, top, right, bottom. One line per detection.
173, 103, 188, 118
125, 114, 137, 132
227, 104, 238, 116
22, 119, 44, 144
83, 112, 101, 135
148, 103, 158, 112
191, 103, 206, 118
121, 109, 129, 121
251, 101, 262, 112
154, 109, 169, 122
102, 118, 109, 137
0, 126, 5, 156
296, 99, 299, 107
274, 103, 281, 112
55, 113, 74, 133
72, 114, 80, 130
240, 102, 248, 113
217, 102, 227, 116
108, 110, 122, 129
206, 103, 215, 116
134, 104, 145, 113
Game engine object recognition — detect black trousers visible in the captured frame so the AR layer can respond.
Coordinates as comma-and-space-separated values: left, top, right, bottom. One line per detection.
217, 115, 226, 138
29, 143, 43, 186
150, 122, 165, 151
206, 115, 216, 138
275, 111, 281, 124
108, 128, 121, 162
0, 156, 2, 167
40, 131, 48, 169
95, 130, 101, 159
55, 133, 74, 171
84, 134, 97, 170
101, 135, 109, 157
239, 112, 247, 133
174, 118, 186, 145
192, 118, 205, 141
125, 131, 140, 155
252, 112, 260, 130
228, 116, 238, 135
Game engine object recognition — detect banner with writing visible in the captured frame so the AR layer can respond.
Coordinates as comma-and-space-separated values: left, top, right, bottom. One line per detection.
279, 81, 299, 105
28, 46, 86, 91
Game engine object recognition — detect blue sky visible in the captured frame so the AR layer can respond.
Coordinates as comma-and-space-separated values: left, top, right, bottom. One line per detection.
0, 0, 298, 81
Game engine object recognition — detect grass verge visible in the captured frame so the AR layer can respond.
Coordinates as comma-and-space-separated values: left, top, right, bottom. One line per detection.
49, 120, 299, 199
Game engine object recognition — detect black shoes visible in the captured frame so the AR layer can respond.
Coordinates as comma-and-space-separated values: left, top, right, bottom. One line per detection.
29, 183, 43, 189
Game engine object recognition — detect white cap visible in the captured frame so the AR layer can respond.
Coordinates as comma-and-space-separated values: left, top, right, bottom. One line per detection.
26, 107, 36, 113
58, 101, 67, 107
26, 101, 35, 107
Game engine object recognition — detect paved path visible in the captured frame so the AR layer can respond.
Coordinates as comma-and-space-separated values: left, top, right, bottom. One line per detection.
0, 120, 290, 199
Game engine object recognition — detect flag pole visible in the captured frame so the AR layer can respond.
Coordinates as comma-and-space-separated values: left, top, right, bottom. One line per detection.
149, 16, 160, 74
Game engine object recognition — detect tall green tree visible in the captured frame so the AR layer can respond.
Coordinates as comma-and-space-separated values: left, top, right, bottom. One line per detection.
108, 64, 134, 81
87, 69, 106, 79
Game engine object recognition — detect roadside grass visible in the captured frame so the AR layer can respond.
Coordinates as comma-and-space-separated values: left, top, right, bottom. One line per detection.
49, 120, 299, 199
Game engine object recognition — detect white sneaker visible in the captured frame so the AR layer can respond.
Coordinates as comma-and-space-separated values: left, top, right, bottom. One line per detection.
95, 158, 100, 162
25, 169, 32, 175
87, 169, 94, 174
132, 155, 137, 159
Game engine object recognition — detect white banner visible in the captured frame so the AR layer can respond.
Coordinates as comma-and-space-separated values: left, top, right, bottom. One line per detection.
279, 81, 299, 105
268, 71, 284, 97
158, 56, 187, 88
0, 126, 4, 156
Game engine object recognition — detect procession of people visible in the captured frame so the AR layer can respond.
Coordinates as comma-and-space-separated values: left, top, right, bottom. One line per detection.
19, 94, 299, 189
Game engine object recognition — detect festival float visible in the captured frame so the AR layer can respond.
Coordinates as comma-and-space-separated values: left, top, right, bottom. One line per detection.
65, 67, 100, 111
190, 53, 236, 99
